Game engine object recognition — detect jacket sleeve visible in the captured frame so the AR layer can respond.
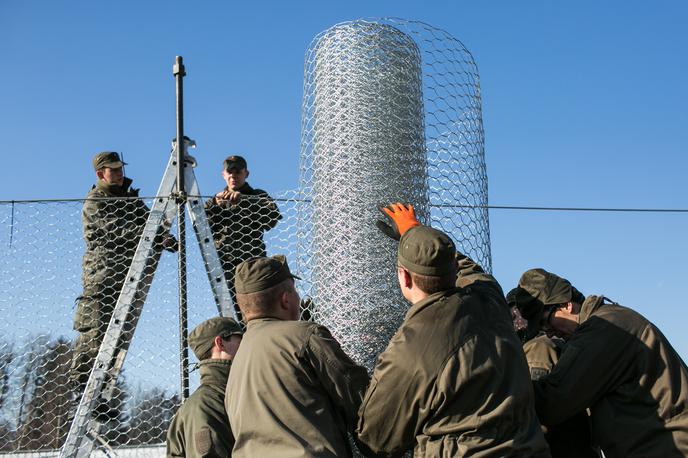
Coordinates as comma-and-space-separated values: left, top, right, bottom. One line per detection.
166, 413, 185, 458
305, 325, 370, 429
356, 340, 424, 457
455, 253, 507, 306
168, 399, 233, 458
533, 315, 636, 426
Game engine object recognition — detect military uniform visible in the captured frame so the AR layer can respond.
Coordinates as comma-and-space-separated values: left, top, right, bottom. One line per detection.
205, 182, 281, 310
226, 255, 370, 458
167, 360, 234, 458
356, 227, 550, 457
227, 320, 368, 458
70, 173, 150, 386
167, 316, 243, 458
523, 335, 600, 458
533, 295, 688, 457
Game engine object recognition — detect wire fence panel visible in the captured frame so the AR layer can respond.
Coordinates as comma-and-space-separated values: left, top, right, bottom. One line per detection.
0, 191, 302, 456
0, 188, 488, 454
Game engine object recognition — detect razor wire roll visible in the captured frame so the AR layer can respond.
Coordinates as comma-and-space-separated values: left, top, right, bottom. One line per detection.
298, 18, 491, 370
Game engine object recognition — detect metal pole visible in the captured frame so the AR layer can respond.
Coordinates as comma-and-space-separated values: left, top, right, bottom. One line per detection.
173, 55, 190, 400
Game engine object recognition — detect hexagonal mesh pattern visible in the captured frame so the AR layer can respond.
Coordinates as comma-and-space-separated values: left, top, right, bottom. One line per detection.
0, 192, 302, 456
0, 18, 489, 456
297, 18, 491, 370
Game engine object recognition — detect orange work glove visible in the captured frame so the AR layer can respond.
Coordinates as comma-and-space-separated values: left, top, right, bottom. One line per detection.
377, 203, 421, 240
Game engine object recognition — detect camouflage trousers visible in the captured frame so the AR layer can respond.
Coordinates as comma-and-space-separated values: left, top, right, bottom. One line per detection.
69, 295, 135, 390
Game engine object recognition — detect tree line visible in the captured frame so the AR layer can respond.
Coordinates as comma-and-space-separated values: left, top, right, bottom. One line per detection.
0, 335, 180, 452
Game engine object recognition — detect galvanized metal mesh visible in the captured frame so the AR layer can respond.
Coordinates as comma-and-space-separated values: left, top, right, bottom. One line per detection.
0, 192, 301, 456
0, 17, 489, 456
298, 18, 490, 370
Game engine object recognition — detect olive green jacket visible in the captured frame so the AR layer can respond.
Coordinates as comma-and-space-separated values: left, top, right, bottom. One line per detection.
167, 359, 234, 458
204, 183, 281, 270
534, 295, 688, 457
356, 255, 550, 457
75, 178, 149, 330
523, 335, 599, 458
226, 319, 369, 458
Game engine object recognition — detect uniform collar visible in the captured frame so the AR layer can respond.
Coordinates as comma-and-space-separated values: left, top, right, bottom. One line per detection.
198, 359, 231, 387
578, 295, 607, 323
245, 317, 282, 329
95, 176, 134, 197
405, 289, 456, 321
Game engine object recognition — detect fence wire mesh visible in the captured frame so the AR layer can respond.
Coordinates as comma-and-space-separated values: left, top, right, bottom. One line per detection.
0, 17, 490, 456
0, 192, 301, 456
298, 18, 490, 370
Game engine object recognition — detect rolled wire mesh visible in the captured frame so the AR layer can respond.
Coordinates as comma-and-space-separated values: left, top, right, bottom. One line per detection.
298, 18, 491, 370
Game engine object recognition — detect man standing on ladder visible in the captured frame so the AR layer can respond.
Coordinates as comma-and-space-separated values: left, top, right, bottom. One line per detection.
205, 155, 281, 321
70, 151, 177, 417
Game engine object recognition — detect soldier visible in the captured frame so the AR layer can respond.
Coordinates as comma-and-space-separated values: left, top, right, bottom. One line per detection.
226, 255, 369, 457
205, 155, 282, 322
512, 268, 688, 457
70, 152, 176, 394
507, 286, 600, 458
166, 316, 243, 458
356, 204, 550, 457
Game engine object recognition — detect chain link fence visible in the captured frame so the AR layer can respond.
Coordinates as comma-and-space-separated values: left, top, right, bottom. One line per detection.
0, 17, 489, 456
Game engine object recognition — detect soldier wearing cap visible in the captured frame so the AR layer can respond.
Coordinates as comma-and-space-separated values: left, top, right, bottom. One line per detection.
167, 316, 243, 458
506, 288, 600, 458
70, 152, 177, 393
205, 155, 282, 321
511, 268, 688, 457
225, 255, 369, 457
356, 204, 550, 457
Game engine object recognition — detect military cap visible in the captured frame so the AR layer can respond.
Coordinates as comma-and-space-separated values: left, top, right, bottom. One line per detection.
92, 151, 126, 171
188, 316, 243, 360
223, 155, 247, 171
511, 269, 585, 335
235, 255, 301, 294
398, 226, 456, 276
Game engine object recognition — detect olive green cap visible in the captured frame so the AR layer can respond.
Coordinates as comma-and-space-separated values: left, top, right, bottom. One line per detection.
398, 226, 456, 276
518, 268, 579, 308
188, 316, 243, 360
223, 155, 247, 171
234, 255, 301, 294
92, 151, 126, 171
510, 269, 584, 336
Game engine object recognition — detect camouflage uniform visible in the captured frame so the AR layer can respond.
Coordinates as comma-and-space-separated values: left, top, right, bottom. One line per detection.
204, 182, 281, 314
166, 360, 234, 458
534, 295, 688, 458
70, 176, 150, 386
356, 227, 550, 457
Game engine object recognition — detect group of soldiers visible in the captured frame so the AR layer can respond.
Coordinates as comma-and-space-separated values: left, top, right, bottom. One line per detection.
72, 152, 688, 457
69, 152, 280, 400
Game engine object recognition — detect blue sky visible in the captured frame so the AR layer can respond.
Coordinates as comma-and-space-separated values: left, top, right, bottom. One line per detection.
1, 1, 687, 357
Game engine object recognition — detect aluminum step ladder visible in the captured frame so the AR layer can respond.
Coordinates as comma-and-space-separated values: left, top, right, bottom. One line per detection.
61, 140, 235, 457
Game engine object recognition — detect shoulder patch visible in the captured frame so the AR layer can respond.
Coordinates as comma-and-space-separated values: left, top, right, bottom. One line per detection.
194, 427, 213, 455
